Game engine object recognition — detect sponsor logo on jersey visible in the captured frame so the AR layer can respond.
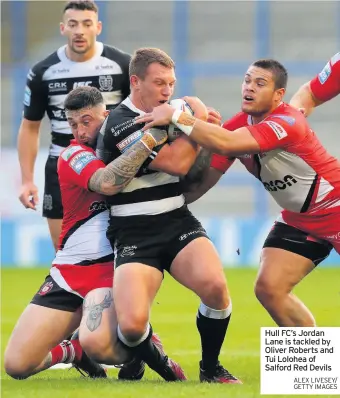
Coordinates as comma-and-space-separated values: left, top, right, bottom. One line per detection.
70, 151, 97, 174
318, 62, 331, 84
271, 115, 296, 126
111, 119, 136, 137
116, 131, 143, 152
99, 75, 113, 91
73, 81, 92, 89
38, 281, 54, 296
24, 86, 31, 106
89, 201, 108, 212
96, 64, 115, 70
264, 121, 288, 140
61, 145, 83, 161
262, 175, 297, 192
52, 68, 70, 74
48, 82, 67, 92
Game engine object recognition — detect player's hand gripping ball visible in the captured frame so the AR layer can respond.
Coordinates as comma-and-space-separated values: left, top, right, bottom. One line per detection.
167, 99, 194, 141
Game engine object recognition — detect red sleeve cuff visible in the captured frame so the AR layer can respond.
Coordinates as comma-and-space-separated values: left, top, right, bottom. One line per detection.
210, 153, 235, 173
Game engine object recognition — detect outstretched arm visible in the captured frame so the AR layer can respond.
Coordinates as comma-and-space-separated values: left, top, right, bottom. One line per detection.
135, 101, 260, 157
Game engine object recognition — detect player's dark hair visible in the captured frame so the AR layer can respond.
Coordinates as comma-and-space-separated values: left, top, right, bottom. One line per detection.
129, 47, 175, 79
64, 86, 104, 111
252, 59, 288, 89
63, 0, 98, 14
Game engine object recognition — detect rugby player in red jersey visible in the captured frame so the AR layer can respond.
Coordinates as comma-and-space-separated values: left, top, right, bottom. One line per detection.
4, 87, 185, 381
137, 59, 340, 328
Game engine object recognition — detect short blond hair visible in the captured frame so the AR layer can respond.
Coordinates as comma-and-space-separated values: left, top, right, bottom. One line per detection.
129, 47, 175, 79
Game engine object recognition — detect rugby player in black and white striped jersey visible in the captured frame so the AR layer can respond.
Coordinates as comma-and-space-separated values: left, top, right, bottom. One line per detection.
96, 47, 241, 384
18, 1, 130, 250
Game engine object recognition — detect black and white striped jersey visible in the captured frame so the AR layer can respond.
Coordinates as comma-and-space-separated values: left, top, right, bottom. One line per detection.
23, 42, 131, 156
96, 97, 185, 216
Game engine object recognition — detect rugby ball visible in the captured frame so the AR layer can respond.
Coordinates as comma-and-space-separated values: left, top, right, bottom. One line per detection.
167, 99, 194, 141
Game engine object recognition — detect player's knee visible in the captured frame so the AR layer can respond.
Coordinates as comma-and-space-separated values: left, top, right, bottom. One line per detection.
199, 278, 229, 308
118, 315, 149, 342
80, 332, 123, 364
81, 335, 107, 362
4, 355, 32, 380
255, 277, 283, 305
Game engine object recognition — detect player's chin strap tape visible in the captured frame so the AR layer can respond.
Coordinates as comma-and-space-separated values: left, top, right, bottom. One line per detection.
171, 109, 195, 136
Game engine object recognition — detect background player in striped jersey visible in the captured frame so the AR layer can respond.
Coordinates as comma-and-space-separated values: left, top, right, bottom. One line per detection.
18, 1, 131, 250
290, 52, 340, 116
5, 87, 186, 382
97, 47, 240, 384
137, 58, 340, 328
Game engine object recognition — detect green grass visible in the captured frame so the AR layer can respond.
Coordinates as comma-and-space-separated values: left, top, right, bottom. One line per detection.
1, 267, 340, 397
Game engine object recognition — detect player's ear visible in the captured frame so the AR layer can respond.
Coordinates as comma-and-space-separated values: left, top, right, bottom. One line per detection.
60, 22, 65, 35
130, 75, 140, 90
275, 88, 285, 102
96, 20, 102, 36
104, 110, 110, 117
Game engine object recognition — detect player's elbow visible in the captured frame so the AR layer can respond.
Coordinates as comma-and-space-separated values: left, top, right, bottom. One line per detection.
99, 182, 122, 196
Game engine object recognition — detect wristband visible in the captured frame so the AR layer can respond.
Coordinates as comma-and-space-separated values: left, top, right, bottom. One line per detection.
171, 109, 195, 136
140, 132, 156, 151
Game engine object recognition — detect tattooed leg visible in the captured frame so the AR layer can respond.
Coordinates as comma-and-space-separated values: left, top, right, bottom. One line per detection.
79, 288, 131, 365
83, 290, 113, 332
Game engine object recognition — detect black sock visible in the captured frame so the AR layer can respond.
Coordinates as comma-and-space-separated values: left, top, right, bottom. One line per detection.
196, 303, 232, 371
117, 324, 178, 381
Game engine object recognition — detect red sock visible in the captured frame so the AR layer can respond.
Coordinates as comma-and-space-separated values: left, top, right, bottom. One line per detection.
50, 339, 83, 366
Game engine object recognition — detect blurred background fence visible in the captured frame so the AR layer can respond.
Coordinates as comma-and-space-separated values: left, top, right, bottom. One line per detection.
1, 1, 339, 266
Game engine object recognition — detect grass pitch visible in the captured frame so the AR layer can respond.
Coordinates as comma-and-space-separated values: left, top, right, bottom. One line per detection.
1, 267, 339, 398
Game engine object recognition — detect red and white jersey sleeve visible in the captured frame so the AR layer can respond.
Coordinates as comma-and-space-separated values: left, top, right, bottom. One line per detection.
310, 52, 340, 102
58, 145, 105, 190
246, 111, 304, 153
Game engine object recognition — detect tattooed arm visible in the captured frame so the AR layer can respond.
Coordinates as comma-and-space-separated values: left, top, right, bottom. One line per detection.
88, 130, 167, 195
